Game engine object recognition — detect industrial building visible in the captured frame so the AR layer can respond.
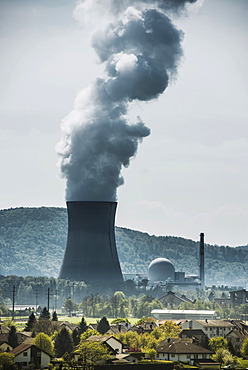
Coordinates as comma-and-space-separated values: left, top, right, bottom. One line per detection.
151, 309, 217, 321
147, 233, 205, 289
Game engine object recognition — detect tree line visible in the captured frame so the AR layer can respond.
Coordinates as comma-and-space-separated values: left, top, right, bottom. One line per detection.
0, 207, 247, 285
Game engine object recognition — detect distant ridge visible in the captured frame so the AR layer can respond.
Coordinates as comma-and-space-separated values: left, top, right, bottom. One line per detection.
0, 207, 247, 285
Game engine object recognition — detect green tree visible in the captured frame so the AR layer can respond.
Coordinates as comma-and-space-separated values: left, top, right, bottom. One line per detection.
52, 311, 58, 321
64, 298, 78, 316
34, 332, 54, 356
54, 327, 74, 358
209, 337, 228, 352
78, 317, 88, 333
241, 337, 248, 358
146, 348, 156, 361
135, 317, 156, 325
212, 348, 232, 364
24, 312, 37, 331
97, 317, 110, 335
159, 320, 181, 338
111, 318, 130, 324
72, 317, 88, 346
39, 307, 50, 320
78, 341, 111, 369
34, 318, 53, 336
80, 329, 100, 341
8, 326, 18, 348
0, 352, 17, 370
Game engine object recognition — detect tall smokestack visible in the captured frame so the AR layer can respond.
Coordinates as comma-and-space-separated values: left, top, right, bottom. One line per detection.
59, 201, 123, 283
199, 232, 205, 289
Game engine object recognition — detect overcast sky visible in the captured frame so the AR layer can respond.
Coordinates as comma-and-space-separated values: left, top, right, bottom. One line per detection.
0, 0, 248, 247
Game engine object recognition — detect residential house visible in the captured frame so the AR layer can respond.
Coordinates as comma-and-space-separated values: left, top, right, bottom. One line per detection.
225, 328, 248, 355
129, 321, 158, 334
115, 353, 143, 363
85, 335, 123, 354
156, 338, 213, 365
182, 320, 234, 338
0, 332, 31, 348
179, 329, 209, 347
159, 291, 193, 308
11, 343, 52, 369
106, 324, 129, 335
0, 325, 10, 334
58, 321, 79, 332
0, 341, 13, 352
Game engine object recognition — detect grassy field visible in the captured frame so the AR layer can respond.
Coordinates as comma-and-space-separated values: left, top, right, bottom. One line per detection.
57, 316, 139, 325
3, 315, 139, 329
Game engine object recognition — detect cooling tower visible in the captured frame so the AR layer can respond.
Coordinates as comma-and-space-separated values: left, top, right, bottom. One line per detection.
59, 201, 123, 283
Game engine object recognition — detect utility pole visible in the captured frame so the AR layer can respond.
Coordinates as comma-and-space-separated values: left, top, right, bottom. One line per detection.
35, 290, 39, 314
54, 289, 58, 312
47, 287, 50, 312
12, 285, 16, 321
72, 282, 75, 302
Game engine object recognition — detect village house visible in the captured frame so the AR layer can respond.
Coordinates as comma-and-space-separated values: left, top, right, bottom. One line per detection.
73, 334, 124, 362
156, 338, 213, 365
159, 291, 193, 308
0, 340, 13, 352
179, 329, 209, 347
225, 328, 248, 355
182, 319, 234, 338
11, 343, 52, 369
0, 332, 31, 348
86, 335, 123, 354
114, 352, 143, 364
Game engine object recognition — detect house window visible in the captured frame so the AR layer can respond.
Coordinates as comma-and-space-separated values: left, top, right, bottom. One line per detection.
194, 354, 198, 359
171, 354, 175, 358
23, 352, 28, 357
187, 354, 191, 359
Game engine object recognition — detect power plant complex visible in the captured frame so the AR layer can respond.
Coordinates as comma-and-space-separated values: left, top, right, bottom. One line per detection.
59, 201, 205, 289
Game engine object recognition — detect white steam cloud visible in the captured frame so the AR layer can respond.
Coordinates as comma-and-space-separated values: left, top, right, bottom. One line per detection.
57, 0, 197, 201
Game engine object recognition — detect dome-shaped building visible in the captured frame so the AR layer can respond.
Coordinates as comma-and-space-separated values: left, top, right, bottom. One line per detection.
148, 258, 175, 282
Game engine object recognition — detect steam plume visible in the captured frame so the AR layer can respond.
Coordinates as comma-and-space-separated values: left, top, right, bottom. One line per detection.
57, 0, 196, 201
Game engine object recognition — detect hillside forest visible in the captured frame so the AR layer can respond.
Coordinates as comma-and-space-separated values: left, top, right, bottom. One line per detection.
0, 207, 247, 286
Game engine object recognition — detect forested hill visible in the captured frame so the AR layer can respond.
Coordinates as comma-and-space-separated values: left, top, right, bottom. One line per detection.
0, 207, 247, 286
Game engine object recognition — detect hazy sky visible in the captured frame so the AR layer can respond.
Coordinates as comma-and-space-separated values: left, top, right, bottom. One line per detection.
1, 0, 248, 247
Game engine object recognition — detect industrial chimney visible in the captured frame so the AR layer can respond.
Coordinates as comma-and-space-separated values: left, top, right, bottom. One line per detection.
199, 232, 205, 289
59, 201, 123, 284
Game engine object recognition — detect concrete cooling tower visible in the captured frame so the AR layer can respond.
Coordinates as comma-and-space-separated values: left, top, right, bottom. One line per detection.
59, 201, 123, 283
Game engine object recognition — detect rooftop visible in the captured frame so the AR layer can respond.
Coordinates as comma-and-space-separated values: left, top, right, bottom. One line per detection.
156, 340, 213, 354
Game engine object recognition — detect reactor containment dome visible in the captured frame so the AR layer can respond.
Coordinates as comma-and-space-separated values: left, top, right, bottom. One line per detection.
148, 257, 175, 282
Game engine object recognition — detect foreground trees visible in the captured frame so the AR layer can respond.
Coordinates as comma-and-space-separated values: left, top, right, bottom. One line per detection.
34, 332, 54, 356
0, 353, 17, 370
54, 328, 74, 358
241, 338, 248, 358
24, 312, 37, 332
78, 341, 111, 369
